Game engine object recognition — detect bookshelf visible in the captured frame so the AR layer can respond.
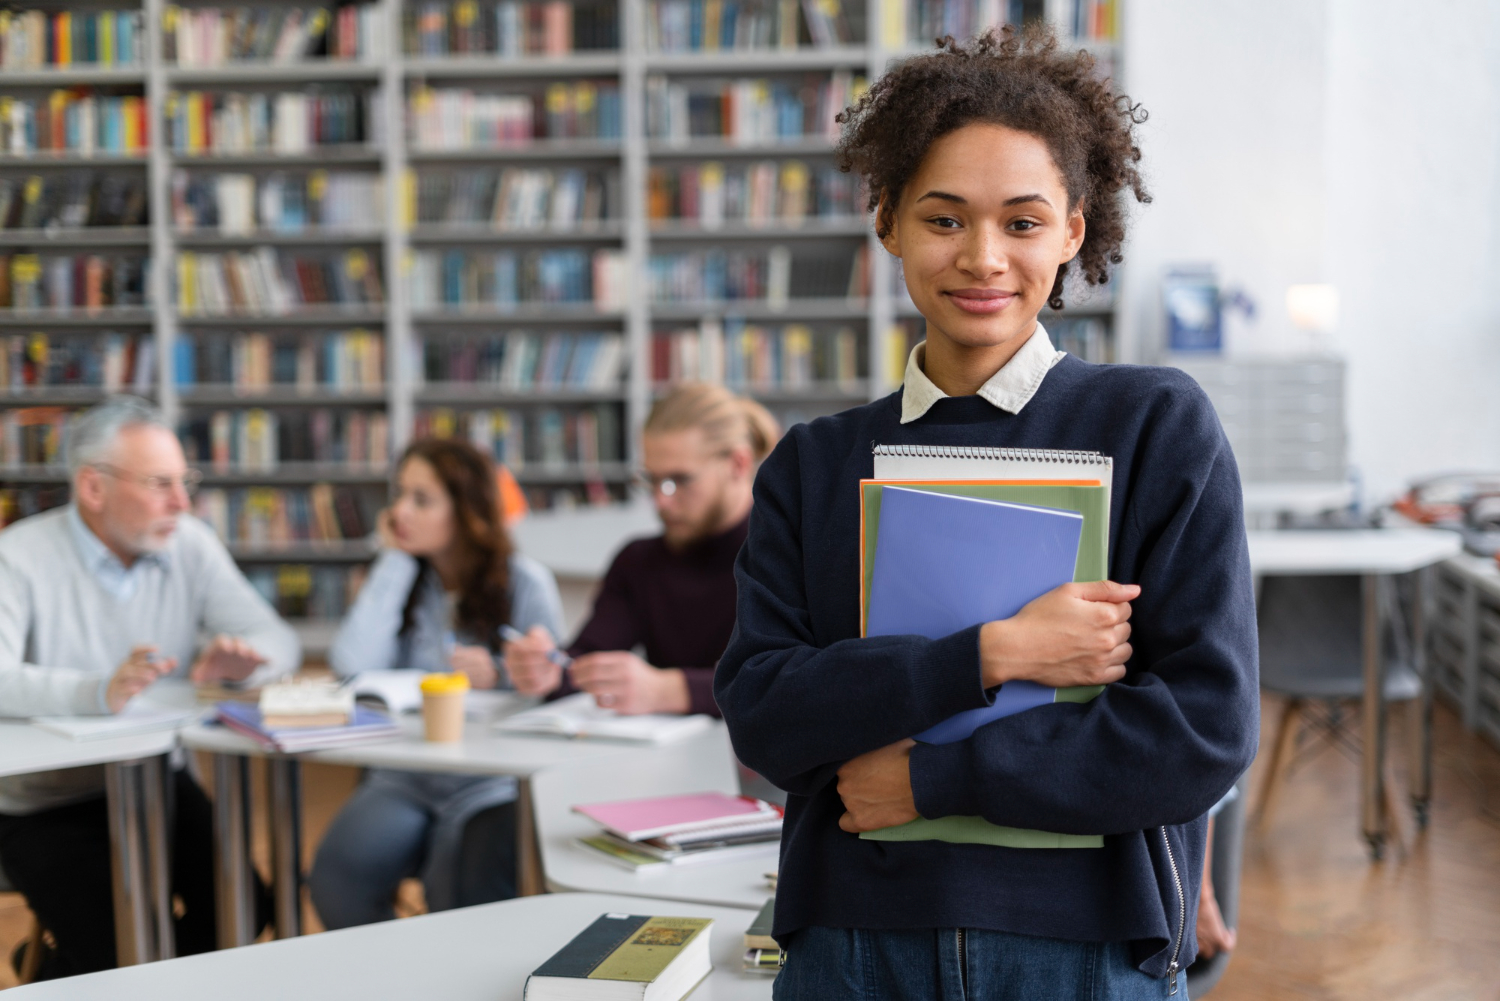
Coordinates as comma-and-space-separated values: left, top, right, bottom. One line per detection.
1, 0, 1121, 648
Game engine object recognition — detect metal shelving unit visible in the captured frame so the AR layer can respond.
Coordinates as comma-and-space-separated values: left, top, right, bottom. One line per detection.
2, 0, 1123, 647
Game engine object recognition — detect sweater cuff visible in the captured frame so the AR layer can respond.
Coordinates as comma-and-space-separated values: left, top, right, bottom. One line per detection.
910, 738, 982, 820
82, 675, 111, 715
914, 623, 993, 725
682, 667, 721, 718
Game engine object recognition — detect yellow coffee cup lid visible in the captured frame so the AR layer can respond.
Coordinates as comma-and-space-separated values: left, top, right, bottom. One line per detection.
420, 672, 470, 694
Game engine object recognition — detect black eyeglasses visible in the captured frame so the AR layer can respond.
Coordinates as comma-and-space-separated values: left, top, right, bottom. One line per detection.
91, 464, 204, 496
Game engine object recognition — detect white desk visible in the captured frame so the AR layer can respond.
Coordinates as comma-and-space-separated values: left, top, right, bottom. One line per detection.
0, 721, 180, 967
1245, 528, 1462, 858
179, 714, 730, 943
5, 892, 774, 1000
533, 727, 772, 911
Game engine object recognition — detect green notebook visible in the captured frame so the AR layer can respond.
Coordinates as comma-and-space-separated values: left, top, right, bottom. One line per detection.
857, 479, 1110, 850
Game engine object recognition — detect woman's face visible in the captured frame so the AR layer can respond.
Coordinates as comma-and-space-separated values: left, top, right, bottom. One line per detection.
881, 123, 1085, 354
388, 456, 456, 559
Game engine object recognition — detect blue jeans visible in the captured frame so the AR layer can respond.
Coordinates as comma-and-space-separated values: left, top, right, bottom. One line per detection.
308, 770, 518, 929
774, 927, 1184, 1001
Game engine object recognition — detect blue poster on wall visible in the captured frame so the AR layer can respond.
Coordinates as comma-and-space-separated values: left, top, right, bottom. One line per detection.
1164, 268, 1222, 353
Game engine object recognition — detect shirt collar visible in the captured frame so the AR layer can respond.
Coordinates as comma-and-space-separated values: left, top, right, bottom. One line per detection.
67, 504, 167, 578
900, 324, 1067, 424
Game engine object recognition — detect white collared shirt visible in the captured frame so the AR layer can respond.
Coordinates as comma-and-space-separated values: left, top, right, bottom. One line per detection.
67, 503, 166, 602
900, 324, 1067, 424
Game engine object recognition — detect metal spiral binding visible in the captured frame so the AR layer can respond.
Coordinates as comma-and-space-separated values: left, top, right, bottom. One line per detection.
872, 444, 1111, 465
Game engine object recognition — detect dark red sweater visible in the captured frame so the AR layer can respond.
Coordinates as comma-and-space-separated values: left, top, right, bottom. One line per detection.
552, 516, 748, 716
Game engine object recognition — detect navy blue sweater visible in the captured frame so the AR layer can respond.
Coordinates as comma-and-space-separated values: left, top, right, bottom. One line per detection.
714, 356, 1260, 979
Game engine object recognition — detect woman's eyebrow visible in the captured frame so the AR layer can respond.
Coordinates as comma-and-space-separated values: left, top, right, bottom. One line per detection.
914, 191, 1053, 208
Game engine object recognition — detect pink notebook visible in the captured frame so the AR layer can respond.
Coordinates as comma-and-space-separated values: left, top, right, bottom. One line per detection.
573, 792, 779, 842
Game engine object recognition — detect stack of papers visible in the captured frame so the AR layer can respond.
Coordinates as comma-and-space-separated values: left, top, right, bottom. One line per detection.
497, 691, 713, 744
216, 702, 400, 753
31, 703, 201, 741
572, 791, 782, 871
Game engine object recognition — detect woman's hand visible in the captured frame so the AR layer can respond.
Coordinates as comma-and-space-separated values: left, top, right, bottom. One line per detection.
980, 581, 1140, 690
501, 625, 564, 696
449, 644, 498, 690
837, 739, 918, 833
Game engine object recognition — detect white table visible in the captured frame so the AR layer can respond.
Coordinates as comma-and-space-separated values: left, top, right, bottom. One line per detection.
1246, 528, 1462, 858
4, 891, 775, 1000
534, 727, 773, 911
179, 713, 730, 943
0, 721, 180, 967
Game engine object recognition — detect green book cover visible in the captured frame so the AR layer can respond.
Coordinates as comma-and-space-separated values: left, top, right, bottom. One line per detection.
858, 479, 1110, 850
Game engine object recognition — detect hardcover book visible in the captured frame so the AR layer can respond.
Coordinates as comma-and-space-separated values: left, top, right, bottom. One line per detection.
525, 913, 713, 1001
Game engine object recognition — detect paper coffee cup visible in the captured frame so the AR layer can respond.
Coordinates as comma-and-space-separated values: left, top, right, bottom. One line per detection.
420, 672, 469, 743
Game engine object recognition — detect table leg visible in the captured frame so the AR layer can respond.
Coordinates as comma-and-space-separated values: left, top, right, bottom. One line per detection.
212, 753, 256, 949
1361, 574, 1389, 859
1410, 566, 1434, 828
267, 757, 303, 938
141, 756, 175, 961
105, 755, 173, 965
516, 777, 543, 897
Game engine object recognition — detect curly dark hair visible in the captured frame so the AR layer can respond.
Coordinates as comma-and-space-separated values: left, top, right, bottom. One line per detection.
836, 23, 1150, 309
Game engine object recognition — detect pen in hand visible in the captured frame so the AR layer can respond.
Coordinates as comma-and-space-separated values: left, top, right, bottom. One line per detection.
499, 625, 573, 668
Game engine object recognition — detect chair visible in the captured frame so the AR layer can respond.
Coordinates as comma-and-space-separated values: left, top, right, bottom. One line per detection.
0, 857, 47, 985
1251, 574, 1421, 834
1184, 772, 1249, 998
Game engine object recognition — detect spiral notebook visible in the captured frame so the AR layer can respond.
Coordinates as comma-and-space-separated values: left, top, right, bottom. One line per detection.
860, 443, 1115, 850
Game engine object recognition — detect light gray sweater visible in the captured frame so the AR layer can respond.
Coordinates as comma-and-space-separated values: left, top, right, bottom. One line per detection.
329, 548, 564, 679
0, 506, 300, 814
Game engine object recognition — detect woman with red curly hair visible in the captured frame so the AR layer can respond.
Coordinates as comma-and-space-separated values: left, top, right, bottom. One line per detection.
715, 24, 1258, 1000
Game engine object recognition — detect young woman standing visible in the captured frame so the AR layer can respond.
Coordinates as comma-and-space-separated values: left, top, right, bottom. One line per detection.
716, 26, 1258, 1000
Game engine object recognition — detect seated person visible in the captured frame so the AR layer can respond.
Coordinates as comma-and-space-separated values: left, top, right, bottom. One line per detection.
0, 396, 297, 980
504, 383, 779, 716
309, 438, 564, 929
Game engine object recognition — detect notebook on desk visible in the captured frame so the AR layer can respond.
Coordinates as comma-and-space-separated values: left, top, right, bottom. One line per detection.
497, 692, 714, 744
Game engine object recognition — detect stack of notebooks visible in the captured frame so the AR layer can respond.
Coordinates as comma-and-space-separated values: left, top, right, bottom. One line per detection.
573, 791, 782, 872
859, 442, 1115, 849
216, 699, 399, 752
742, 897, 780, 974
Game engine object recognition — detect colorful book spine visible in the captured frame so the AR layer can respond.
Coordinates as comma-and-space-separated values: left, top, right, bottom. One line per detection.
408, 248, 624, 309
171, 170, 385, 234
422, 330, 624, 389
166, 89, 378, 155
652, 320, 860, 388
406, 82, 621, 150
174, 248, 384, 315
414, 403, 622, 471
178, 407, 390, 471
647, 158, 861, 225
644, 70, 863, 143
0, 253, 151, 310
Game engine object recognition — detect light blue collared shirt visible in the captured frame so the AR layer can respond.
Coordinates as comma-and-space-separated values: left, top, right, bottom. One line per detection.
66, 504, 167, 602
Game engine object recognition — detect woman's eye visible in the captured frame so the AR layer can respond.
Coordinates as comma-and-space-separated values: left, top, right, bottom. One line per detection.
1009, 219, 1039, 232
928, 216, 961, 229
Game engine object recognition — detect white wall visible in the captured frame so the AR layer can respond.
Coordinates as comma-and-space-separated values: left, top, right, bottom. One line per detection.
1119, 0, 1500, 503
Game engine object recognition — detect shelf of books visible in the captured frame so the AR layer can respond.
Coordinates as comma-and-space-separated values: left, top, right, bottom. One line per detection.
0, 0, 1120, 650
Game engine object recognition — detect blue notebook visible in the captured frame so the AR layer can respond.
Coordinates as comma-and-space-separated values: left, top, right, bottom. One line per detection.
865, 486, 1084, 745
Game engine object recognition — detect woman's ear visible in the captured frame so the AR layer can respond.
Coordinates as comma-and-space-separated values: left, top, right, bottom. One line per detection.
877, 193, 902, 258
1060, 204, 1086, 264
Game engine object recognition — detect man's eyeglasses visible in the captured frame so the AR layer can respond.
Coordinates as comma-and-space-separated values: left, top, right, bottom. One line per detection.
91, 464, 203, 496
634, 471, 698, 497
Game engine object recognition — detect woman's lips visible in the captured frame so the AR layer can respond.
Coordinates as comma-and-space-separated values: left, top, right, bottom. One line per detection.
945, 289, 1017, 314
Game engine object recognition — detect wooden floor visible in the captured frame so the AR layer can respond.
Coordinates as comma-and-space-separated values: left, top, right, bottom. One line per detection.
2, 697, 1499, 997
